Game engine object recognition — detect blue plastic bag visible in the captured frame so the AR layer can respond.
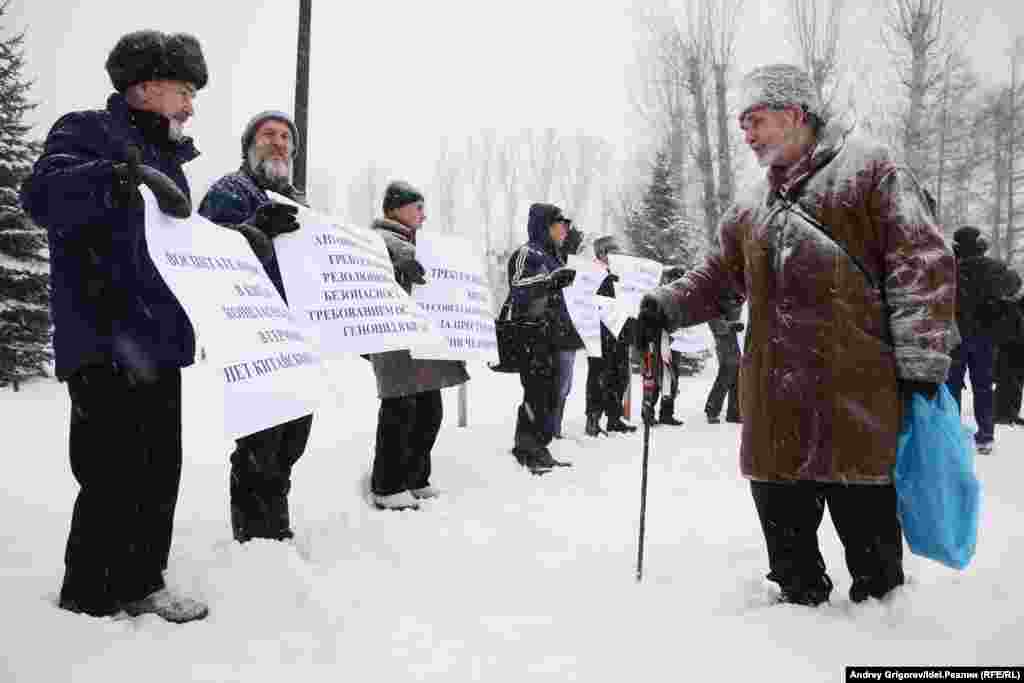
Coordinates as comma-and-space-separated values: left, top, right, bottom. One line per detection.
893, 385, 981, 570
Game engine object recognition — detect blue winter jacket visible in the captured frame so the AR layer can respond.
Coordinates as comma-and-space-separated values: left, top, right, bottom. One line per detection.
506, 204, 581, 350
20, 93, 198, 380
197, 166, 298, 299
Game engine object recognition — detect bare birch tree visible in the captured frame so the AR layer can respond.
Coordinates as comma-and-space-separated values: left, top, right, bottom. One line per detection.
707, 0, 744, 215
345, 161, 386, 226
786, 0, 845, 110
433, 136, 462, 235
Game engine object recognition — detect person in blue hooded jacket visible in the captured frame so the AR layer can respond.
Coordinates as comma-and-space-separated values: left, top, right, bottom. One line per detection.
506, 203, 578, 474
198, 111, 312, 542
19, 30, 209, 623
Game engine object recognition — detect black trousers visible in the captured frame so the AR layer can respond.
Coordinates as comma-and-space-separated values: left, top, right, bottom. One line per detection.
60, 365, 183, 616
706, 335, 740, 419
994, 343, 1024, 420
372, 390, 443, 496
750, 480, 904, 603
515, 351, 557, 453
231, 413, 313, 541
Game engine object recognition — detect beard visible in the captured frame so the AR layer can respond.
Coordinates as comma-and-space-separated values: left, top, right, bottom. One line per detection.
248, 146, 292, 189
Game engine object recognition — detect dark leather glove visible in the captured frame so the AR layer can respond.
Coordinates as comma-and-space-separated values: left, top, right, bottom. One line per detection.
112, 145, 192, 218
249, 202, 300, 238
395, 257, 427, 285
548, 267, 576, 290
899, 380, 939, 401
729, 321, 745, 333
637, 295, 667, 348
606, 273, 620, 284
562, 227, 584, 256
110, 150, 143, 209
234, 223, 274, 263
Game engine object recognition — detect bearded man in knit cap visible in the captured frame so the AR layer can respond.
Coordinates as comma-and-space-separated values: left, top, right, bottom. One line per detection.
198, 112, 312, 542
20, 30, 210, 622
637, 64, 958, 606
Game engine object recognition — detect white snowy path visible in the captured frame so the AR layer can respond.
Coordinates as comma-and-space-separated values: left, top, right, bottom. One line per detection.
1, 355, 1021, 682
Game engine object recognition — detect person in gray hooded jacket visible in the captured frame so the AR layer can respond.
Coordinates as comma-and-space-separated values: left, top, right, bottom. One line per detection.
368, 181, 470, 510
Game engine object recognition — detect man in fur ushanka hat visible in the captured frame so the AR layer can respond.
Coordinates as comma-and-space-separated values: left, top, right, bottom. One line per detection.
20, 30, 210, 623
637, 63, 958, 606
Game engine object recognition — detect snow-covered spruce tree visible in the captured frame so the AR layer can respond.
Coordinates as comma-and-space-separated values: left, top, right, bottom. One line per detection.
0, 13, 48, 390
624, 148, 706, 270
624, 148, 709, 375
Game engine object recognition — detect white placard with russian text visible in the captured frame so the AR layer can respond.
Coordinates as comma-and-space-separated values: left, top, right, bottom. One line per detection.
564, 255, 607, 358
272, 200, 444, 356
409, 232, 499, 362
142, 189, 320, 439
607, 253, 664, 318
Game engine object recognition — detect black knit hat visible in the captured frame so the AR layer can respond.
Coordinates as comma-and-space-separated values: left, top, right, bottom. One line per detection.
106, 30, 208, 92
382, 181, 424, 212
241, 111, 300, 159
953, 226, 988, 257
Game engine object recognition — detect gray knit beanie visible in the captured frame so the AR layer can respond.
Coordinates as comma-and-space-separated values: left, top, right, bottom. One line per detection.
240, 111, 300, 159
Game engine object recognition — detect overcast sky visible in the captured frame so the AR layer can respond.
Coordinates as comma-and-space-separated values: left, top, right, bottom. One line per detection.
11, 0, 1024, 220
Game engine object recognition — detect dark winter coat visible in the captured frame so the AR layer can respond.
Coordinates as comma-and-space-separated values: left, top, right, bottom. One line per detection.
506, 204, 582, 350
198, 165, 302, 299
368, 217, 469, 399
647, 118, 958, 484
20, 93, 198, 381
953, 253, 1022, 339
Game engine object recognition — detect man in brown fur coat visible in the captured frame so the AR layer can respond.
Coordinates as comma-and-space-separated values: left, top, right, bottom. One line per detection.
638, 64, 958, 606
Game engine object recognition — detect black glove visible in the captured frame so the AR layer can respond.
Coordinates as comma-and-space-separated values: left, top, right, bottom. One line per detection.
606, 273, 620, 284
110, 150, 143, 209
249, 202, 300, 238
637, 295, 667, 348
899, 380, 939, 401
729, 321, 745, 333
562, 227, 584, 256
548, 267, 576, 290
112, 145, 192, 218
395, 257, 427, 285
234, 223, 274, 263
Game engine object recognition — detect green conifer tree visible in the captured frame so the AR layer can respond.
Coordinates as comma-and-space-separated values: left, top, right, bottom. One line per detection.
0, 6, 49, 389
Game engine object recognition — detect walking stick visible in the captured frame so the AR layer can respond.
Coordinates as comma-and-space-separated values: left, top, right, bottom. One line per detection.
636, 333, 662, 583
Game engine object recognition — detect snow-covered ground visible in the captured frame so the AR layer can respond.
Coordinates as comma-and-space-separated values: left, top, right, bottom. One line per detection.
1, 354, 1020, 682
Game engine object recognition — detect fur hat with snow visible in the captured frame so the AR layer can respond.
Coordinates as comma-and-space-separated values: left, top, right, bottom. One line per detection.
106, 30, 208, 92
737, 63, 821, 121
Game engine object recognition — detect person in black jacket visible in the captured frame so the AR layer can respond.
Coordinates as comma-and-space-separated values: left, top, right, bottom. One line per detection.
20, 30, 209, 623
199, 111, 312, 539
507, 203, 577, 473
994, 319, 1024, 426
946, 226, 1023, 454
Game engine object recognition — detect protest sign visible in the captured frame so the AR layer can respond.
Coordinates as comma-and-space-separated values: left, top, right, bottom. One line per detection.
142, 189, 320, 439
564, 255, 607, 358
408, 232, 499, 363
607, 253, 663, 318
595, 294, 628, 341
271, 199, 444, 356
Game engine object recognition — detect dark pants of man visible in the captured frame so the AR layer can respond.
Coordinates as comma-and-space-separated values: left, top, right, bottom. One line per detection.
585, 355, 628, 418
552, 349, 576, 437
515, 347, 557, 454
750, 480, 904, 605
372, 390, 443, 496
994, 342, 1024, 421
706, 334, 740, 420
60, 365, 183, 617
946, 335, 996, 444
230, 413, 313, 542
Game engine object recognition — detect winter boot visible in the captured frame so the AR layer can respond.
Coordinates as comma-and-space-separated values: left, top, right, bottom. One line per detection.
535, 446, 572, 468
606, 418, 638, 433
373, 491, 420, 510
706, 413, 721, 424
658, 398, 684, 426
585, 413, 606, 436
122, 588, 209, 624
410, 485, 441, 500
